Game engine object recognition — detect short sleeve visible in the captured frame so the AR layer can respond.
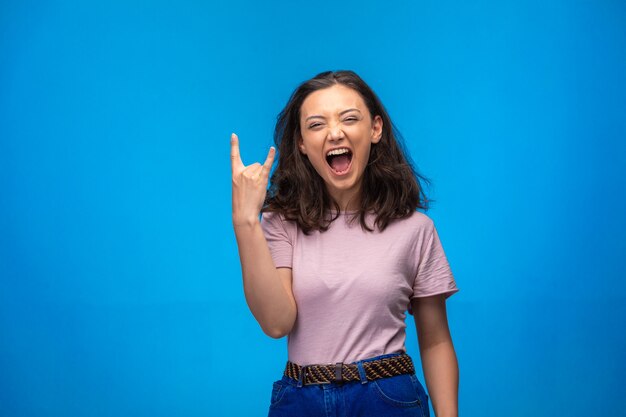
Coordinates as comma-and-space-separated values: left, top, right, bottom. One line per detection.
260, 211, 294, 268
408, 221, 459, 315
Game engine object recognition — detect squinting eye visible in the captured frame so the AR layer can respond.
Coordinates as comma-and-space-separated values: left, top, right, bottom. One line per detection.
308, 123, 322, 129
344, 117, 358, 122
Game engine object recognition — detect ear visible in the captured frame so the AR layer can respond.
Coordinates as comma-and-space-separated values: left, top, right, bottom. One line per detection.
298, 135, 307, 155
371, 115, 383, 144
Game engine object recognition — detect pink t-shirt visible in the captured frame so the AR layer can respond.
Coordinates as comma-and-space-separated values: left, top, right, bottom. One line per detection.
261, 210, 459, 365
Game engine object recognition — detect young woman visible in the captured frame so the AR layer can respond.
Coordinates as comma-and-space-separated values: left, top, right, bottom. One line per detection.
231, 70, 459, 417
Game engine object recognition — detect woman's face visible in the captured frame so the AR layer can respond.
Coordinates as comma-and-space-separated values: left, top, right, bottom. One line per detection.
298, 84, 383, 209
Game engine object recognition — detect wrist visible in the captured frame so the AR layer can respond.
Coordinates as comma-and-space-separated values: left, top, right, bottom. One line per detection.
232, 215, 261, 230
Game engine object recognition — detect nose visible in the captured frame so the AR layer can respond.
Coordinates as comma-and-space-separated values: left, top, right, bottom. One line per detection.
327, 123, 345, 141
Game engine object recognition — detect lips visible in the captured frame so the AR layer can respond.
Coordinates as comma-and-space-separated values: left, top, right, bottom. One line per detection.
325, 147, 353, 174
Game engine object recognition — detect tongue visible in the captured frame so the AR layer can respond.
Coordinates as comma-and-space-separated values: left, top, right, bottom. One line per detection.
330, 154, 350, 172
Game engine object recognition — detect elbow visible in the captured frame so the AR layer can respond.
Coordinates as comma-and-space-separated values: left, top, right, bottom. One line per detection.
265, 328, 288, 339
262, 315, 295, 339
263, 324, 292, 339
258, 305, 297, 339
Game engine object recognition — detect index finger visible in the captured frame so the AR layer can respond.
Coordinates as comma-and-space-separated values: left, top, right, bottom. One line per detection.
230, 133, 243, 170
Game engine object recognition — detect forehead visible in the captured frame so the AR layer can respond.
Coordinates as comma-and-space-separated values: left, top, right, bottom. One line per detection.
300, 84, 368, 118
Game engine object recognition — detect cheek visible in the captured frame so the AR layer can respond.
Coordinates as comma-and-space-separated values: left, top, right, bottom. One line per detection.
300, 134, 323, 154
355, 144, 372, 162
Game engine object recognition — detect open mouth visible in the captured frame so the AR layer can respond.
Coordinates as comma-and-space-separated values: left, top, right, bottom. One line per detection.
325, 148, 353, 175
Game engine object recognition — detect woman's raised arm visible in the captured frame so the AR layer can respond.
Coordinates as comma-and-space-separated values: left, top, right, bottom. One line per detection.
230, 133, 297, 338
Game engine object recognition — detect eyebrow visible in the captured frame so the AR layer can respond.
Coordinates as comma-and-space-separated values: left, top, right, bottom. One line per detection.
304, 108, 362, 122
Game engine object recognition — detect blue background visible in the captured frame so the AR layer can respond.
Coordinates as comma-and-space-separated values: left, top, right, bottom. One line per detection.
1, 0, 625, 416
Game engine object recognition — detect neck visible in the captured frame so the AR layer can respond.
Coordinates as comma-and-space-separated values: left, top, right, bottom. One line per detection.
328, 188, 361, 212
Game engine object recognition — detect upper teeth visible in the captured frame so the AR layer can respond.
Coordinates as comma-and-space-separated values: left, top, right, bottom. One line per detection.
327, 148, 350, 156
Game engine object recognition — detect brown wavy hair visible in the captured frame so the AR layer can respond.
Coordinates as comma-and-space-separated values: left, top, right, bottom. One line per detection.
263, 70, 432, 234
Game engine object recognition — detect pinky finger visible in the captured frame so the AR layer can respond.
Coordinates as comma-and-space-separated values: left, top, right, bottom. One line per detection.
261, 147, 276, 178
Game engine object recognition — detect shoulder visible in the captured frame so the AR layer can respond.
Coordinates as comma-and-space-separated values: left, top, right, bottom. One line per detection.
405, 210, 435, 228
261, 210, 282, 223
261, 210, 298, 236
384, 210, 435, 235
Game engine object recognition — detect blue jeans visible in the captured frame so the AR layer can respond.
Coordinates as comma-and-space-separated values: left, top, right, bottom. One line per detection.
267, 352, 430, 417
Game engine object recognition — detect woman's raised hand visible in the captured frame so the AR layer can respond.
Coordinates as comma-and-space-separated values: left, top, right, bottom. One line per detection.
230, 133, 276, 227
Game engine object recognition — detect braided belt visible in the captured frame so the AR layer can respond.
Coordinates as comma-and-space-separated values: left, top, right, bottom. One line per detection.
284, 353, 415, 385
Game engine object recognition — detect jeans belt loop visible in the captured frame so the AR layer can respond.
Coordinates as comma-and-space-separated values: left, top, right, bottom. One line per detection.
333, 362, 344, 384
356, 360, 368, 384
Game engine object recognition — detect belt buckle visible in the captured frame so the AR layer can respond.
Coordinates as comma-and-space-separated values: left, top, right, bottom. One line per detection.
302, 365, 333, 386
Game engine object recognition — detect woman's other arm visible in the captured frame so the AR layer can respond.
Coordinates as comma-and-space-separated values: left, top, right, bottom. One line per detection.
411, 294, 459, 417
230, 133, 297, 338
